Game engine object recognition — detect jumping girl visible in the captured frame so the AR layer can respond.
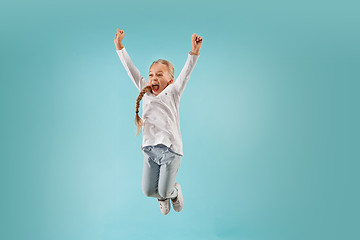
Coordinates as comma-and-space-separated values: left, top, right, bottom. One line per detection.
114, 28, 202, 215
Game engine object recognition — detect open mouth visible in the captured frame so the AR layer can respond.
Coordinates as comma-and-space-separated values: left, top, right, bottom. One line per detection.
152, 84, 160, 92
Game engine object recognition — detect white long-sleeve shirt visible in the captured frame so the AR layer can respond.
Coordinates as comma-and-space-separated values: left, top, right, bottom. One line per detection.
116, 47, 199, 156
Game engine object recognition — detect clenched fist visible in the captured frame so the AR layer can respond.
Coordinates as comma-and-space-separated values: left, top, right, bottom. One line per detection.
191, 33, 203, 55
114, 28, 125, 50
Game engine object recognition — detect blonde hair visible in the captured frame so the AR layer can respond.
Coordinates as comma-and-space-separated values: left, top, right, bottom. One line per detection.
134, 59, 175, 135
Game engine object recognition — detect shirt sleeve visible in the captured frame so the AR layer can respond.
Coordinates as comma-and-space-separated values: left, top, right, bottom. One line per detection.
174, 51, 200, 97
116, 47, 147, 91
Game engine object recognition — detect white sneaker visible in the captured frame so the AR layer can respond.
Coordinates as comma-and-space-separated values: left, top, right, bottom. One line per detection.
171, 182, 184, 212
158, 198, 170, 215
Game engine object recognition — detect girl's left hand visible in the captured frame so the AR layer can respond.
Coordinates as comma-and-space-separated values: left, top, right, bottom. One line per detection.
191, 33, 203, 54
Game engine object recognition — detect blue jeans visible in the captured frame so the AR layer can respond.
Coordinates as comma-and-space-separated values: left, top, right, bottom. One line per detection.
141, 144, 182, 201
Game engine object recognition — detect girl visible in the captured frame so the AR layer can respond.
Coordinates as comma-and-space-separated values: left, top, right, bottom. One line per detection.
114, 28, 202, 215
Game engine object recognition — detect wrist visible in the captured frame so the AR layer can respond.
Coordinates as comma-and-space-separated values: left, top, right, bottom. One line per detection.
189, 50, 200, 55
116, 43, 124, 50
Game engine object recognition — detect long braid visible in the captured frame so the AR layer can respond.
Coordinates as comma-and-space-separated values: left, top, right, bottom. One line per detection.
135, 85, 153, 135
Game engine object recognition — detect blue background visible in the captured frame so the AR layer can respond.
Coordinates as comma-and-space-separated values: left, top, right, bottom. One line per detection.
1, 0, 359, 239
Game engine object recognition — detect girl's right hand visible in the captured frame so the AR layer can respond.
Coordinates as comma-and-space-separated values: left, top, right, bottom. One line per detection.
114, 28, 125, 50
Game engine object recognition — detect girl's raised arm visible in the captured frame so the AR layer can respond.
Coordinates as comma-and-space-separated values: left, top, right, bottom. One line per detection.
174, 52, 200, 96
115, 28, 147, 91
174, 33, 202, 96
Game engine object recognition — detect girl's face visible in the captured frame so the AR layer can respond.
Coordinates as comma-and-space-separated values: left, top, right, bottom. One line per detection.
148, 63, 173, 96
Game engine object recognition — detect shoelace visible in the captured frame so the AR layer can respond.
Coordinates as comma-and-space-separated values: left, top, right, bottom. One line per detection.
159, 200, 168, 209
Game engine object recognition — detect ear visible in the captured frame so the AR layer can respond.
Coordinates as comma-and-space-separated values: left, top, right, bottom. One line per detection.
168, 79, 173, 84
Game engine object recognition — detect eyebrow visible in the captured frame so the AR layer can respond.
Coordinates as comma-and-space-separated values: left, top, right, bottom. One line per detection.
149, 71, 164, 73
149, 71, 163, 74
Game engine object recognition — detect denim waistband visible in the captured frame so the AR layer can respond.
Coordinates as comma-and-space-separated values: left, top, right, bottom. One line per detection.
141, 144, 182, 156
142, 144, 182, 165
